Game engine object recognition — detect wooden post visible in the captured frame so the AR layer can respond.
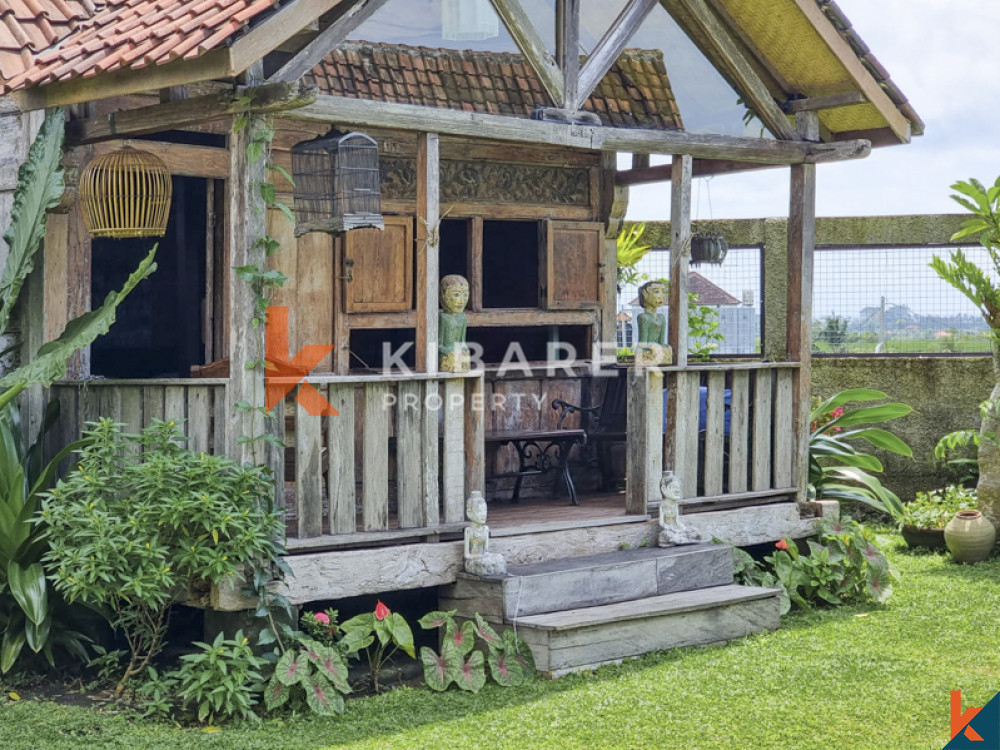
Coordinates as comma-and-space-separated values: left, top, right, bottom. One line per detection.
464, 374, 486, 498
415, 133, 439, 373
788, 112, 818, 506
556, 0, 580, 112
626, 367, 662, 514
228, 64, 283, 504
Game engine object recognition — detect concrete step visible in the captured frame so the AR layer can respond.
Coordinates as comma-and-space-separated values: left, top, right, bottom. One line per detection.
500, 543, 733, 618
514, 584, 781, 677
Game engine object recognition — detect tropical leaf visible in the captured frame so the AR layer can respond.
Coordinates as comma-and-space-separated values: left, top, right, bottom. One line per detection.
501, 629, 536, 677
0, 246, 158, 410
488, 645, 529, 687
472, 613, 502, 652
7, 562, 47, 626
444, 618, 476, 656
453, 649, 486, 693
304, 673, 344, 716
275, 648, 310, 686
0, 109, 65, 334
24, 615, 50, 653
0, 619, 26, 673
418, 609, 456, 630
263, 674, 290, 711
306, 644, 351, 694
387, 612, 415, 658
420, 646, 454, 692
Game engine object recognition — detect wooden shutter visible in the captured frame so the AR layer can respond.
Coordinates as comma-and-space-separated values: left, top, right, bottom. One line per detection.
544, 220, 603, 309
343, 215, 414, 313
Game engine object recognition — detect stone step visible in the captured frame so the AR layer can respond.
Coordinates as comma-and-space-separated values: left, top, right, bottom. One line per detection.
500, 543, 733, 618
514, 584, 781, 677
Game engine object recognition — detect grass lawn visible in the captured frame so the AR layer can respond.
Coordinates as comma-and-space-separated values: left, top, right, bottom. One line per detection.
2, 533, 999, 750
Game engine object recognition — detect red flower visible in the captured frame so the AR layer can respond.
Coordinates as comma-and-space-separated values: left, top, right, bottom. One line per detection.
374, 601, 390, 621
313, 612, 330, 625
775, 539, 790, 551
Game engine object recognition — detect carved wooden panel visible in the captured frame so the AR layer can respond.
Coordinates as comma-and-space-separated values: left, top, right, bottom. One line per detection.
343, 215, 413, 313
544, 221, 603, 310
381, 157, 590, 207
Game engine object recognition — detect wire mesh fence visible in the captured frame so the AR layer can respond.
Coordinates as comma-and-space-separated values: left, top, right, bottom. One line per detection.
813, 245, 993, 355
616, 245, 763, 356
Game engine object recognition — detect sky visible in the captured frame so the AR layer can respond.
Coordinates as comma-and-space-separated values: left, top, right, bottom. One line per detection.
625, 0, 1000, 222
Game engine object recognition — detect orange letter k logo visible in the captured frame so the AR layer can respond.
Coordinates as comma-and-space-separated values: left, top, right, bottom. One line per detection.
952, 691, 985, 741
264, 306, 338, 416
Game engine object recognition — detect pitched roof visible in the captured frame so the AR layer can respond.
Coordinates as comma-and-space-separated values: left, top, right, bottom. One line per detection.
306, 42, 683, 130
0, 0, 95, 82
629, 272, 741, 307
2, 0, 275, 91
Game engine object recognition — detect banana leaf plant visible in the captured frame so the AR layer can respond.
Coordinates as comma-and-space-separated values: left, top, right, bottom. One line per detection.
809, 389, 912, 520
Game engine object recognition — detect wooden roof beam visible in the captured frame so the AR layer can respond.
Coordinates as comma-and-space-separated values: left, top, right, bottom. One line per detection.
66, 81, 318, 145
783, 91, 867, 113
574, 0, 658, 111
287, 94, 871, 164
660, 0, 797, 140
789, 0, 911, 143
269, 0, 391, 83
489, 0, 566, 108
556, 0, 580, 110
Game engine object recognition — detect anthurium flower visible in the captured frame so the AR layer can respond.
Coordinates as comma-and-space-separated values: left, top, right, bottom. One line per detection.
775, 539, 790, 551
374, 601, 390, 621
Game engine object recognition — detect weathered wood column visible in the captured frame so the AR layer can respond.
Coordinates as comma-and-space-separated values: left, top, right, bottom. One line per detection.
664, 154, 695, 497
415, 132, 440, 374
227, 92, 284, 502
787, 112, 819, 506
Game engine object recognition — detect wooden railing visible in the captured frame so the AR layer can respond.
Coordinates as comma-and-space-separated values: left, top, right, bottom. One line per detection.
47, 379, 228, 458
626, 362, 801, 513
287, 372, 485, 541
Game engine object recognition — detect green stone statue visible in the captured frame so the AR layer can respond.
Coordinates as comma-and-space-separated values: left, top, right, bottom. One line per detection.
439, 274, 471, 373
635, 280, 673, 366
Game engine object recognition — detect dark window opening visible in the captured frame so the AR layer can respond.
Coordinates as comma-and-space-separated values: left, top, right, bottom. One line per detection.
91, 176, 209, 378
482, 220, 538, 308
469, 326, 550, 364
350, 328, 415, 371
438, 219, 468, 280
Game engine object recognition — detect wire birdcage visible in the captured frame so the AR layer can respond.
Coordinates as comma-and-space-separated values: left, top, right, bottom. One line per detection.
290, 130, 384, 236
79, 145, 172, 238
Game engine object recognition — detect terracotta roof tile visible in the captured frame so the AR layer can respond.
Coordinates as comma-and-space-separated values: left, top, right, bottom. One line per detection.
0, 0, 91, 81
305, 42, 684, 130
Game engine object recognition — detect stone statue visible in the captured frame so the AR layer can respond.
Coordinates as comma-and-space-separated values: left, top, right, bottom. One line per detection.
464, 491, 507, 577
657, 470, 704, 547
439, 274, 471, 373
635, 280, 673, 367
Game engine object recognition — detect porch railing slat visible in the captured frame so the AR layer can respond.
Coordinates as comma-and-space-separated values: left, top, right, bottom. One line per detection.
442, 378, 465, 524
362, 382, 390, 531
186, 386, 210, 454
163, 385, 186, 426
773, 368, 795, 488
396, 380, 424, 528
752, 369, 773, 491
728, 370, 750, 493
295, 400, 324, 539
326, 383, 356, 534
421, 379, 441, 528
677, 371, 701, 499
703, 371, 726, 497
142, 386, 164, 427
120, 387, 143, 451
212, 386, 228, 456
464, 376, 486, 496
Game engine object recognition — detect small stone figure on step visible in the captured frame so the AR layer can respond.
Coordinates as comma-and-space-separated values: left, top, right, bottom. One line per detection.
635, 280, 673, 367
439, 274, 471, 373
464, 491, 507, 577
657, 470, 704, 547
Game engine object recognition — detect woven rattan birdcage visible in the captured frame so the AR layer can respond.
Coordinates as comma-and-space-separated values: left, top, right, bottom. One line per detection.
79, 145, 172, 238
290, 130, 383, 236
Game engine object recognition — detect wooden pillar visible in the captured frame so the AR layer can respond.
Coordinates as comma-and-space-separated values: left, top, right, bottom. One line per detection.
227, 66, 284, 499
668, 154, 692, 367
415, 133, 439, 374
556, 0, 580, 111
626, 367, 663, 514
787, 112, 818, 506
600, 150, 626, 364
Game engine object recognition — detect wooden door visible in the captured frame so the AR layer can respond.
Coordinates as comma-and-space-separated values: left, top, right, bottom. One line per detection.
543, 220, 603, 309
343, 215, 414, 313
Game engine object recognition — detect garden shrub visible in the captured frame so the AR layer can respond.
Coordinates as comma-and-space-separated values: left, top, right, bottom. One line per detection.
902, 485, 976, 529
39, 419, 283, 690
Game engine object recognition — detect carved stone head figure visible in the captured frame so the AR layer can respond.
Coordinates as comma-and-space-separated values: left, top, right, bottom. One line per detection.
639, 280, 668, 313
440, 274, 470, 313
466, 490, 487, 526
660, 470, 682, 503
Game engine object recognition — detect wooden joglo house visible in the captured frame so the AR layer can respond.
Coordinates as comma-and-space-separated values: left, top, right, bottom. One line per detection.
0, 0, 921, 672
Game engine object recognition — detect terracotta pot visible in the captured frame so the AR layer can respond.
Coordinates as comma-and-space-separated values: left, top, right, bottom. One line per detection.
901, 525, 946, 550
944, 510, 996, 563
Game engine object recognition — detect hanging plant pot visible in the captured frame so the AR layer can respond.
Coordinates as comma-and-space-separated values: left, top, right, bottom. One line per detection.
690, 232, 728, 265
79, 145, 172, 238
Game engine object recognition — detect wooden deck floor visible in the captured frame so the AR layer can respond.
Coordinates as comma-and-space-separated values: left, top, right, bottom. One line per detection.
486, 492, 634, 529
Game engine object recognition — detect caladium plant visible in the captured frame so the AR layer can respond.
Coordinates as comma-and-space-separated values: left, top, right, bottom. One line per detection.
263, 638, 352, 716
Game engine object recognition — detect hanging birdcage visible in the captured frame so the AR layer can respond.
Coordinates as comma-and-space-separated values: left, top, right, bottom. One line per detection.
290, 130, 383, 236
690, 232, 728, 266
79, 145, 172, 238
